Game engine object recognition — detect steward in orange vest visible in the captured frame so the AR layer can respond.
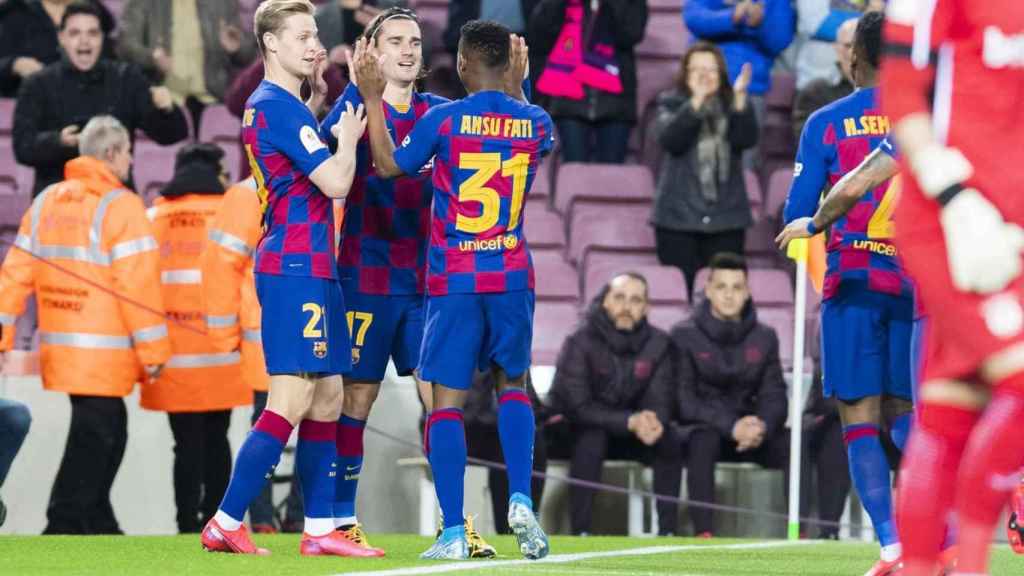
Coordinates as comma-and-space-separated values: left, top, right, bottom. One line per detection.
0, 115, 169, 534
145, 143, 249, 533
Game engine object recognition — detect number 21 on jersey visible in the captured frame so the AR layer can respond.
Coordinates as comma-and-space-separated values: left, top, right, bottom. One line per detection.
455, 152, 530, 234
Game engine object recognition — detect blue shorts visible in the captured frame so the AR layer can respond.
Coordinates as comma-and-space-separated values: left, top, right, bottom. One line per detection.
255, 273, 352, 376
418, 291, 535, 390
820, 287, 914, 401
342, 282, 424, 382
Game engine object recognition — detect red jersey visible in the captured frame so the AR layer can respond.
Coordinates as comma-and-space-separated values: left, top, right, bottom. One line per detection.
882, 0, 1024, 238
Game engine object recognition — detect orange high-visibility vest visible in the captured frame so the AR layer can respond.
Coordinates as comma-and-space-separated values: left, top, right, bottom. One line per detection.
0, 156, 171, 397
200, 180, 269, 392
142, 193, 249, 412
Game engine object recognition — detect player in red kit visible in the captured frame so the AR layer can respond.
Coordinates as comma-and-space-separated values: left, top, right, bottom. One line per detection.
881, 1, 1024, 574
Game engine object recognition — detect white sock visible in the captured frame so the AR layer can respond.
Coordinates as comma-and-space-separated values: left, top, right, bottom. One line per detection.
213, 510, 242, 531
334, 515, 358, 529
880, 542, 902, 563
305, 517, 335, 536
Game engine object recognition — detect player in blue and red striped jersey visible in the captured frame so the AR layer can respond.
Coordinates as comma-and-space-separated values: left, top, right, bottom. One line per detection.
352, 19, 553, 560
781, 13, 912, 576
317, 7, 494, 558
200, 0, 376, 559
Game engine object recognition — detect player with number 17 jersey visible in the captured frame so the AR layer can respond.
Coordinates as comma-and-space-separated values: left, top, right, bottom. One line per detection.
393, 90, 553, 389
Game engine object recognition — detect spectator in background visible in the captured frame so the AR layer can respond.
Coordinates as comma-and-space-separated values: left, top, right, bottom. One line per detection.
683, 0, 794, 166
318, 0, 408, 68
530, 0, 648, 164
12, 1, 188, 195
0, 391, 31, 528
117, 0, 256, 126
431, 371, 548, 538
671, 253, 806, 537
794, 0, 880, 90
0, 115, 170, 534
548, 272, 683, 536
0, 0, 115, 97
444, 0, 538, 55
791, 16, 857, 140
650, 42, 757, 301
141, 144, 251, 534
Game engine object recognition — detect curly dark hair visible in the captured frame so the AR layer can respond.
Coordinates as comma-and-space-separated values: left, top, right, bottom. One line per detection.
855, 10, 883, 69
458, 19, 511, 69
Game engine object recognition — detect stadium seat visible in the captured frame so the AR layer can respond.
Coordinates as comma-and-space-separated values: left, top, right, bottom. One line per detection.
647, 0, 685, 12
635, 58, 679, 121
0, 136, 36, 199
532, 300, 580, 366
533, 249, 579, 302
757, 306, 802, 369
745, 169, 763, 220
744, 218, 781, 265
567, 201, 654, 264
198, 105, 240, 143
524, 199, 565, 249
764, 167, 795, 223
647, 304, 690, 332
580, 251, 660, 294
0, 99, 15, 135
693, 267, 795, 307
554, 163, 654, 216
583, 261, 686, 305
0, 176, 28, 227
636, 12, 688, 59
765, 73, 796, 112
133, 140, 184, 205
530, 157, 552, 201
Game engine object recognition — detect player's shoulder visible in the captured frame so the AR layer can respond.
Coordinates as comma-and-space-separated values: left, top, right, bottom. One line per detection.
416, 91, 452, 109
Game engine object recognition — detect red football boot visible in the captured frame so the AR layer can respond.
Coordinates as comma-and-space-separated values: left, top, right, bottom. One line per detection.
863, 558, 902, 576
201, 518, 270, 555
1008, 482, 1024, 554
299, 531, 385, 557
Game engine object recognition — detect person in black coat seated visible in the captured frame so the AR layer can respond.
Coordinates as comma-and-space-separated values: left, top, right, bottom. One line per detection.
671, 252, 807, 536
548, 271, 683, 536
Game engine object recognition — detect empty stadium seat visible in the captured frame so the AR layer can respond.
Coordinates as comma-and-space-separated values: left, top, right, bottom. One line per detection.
530, 157, 552, 201
0, 99, 15, 135
532, 301, 580, 365
764, 167, 795, 222
199, 105, 240, 142
647, 0, 685, 12
745, 169, 763, 219
584, 261, 687, 305
0, 176, 28, 227
568, 201, 654, 264
694, 267, 795, 307
554, 163, 654, 216
744, 218, 781, 265
757, 307, 807, 370
533, 249, 579, 302
580, 251, 660, 296
133, 140, 184, 205
765, 73, 796, 111
647, 304, 690, 332
524, 199, 565, 249
636, 12, 688, 59
635, 58, 679, 120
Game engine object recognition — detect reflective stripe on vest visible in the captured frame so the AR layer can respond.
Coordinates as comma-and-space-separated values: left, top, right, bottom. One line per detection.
161, 269, 202, 285
133, 324, 168, 343
243, 329, 261, 343
0, 313, 15, 324
39, 331, 132, 349
208, 229, 252, 257
27, 188, 154, 266
166, 351, 241, 369
207, 314, 238, 328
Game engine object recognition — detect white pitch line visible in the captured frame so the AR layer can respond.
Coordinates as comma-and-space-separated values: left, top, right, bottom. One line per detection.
331, 540, 821, 576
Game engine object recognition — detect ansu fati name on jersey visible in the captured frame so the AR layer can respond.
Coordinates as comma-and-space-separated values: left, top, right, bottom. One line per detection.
843, 114, 890, 138
459, 115, 535, 139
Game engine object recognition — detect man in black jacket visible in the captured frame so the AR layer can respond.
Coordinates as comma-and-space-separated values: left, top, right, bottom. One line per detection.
12, 1, 188, 196
672, 252, 806, 536
549, 272, 683, 536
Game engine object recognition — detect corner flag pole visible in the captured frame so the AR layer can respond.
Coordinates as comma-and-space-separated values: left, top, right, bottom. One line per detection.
785, 237, 810, 541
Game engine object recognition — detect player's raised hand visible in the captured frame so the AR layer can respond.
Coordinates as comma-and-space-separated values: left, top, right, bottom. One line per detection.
331, 101, 366, 149
355, 38, 387, 102
504, 34, 529, 99
733, 62, 752, 95
775, 216, 815, 250
309, 48, 330, 98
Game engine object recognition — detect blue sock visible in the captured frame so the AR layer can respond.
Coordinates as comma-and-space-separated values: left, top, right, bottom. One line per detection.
497, 388, 535, 499
890, 412, 912, 452
219, 410, 293, 521
426, 408, 466, 530
844, 424, 898, 546
333, 415, 365, 524
297, 420, 337, 521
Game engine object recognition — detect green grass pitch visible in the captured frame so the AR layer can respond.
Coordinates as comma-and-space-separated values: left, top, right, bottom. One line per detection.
0, 534, 1019, 575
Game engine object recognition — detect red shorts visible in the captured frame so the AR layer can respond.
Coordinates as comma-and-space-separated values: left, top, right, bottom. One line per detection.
895, 176, 1024, 386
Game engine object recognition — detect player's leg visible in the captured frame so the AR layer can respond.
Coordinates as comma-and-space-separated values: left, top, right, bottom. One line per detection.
823, 290, 901, 570
951, 355, 1024, 574
884, 300, 915, 453
417, 293, 480, 560
897, 380, 985, 576
488, 290, 548, 560
334, 380, 378, 525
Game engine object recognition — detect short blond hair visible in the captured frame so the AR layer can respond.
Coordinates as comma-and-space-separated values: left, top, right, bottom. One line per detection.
254, 0, 315, 55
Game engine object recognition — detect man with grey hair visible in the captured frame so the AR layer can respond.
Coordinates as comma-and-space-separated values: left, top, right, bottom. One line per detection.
0, 114, 170, 534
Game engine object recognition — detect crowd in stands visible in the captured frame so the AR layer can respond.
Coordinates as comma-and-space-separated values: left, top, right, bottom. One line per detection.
0, 0, 887, 540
